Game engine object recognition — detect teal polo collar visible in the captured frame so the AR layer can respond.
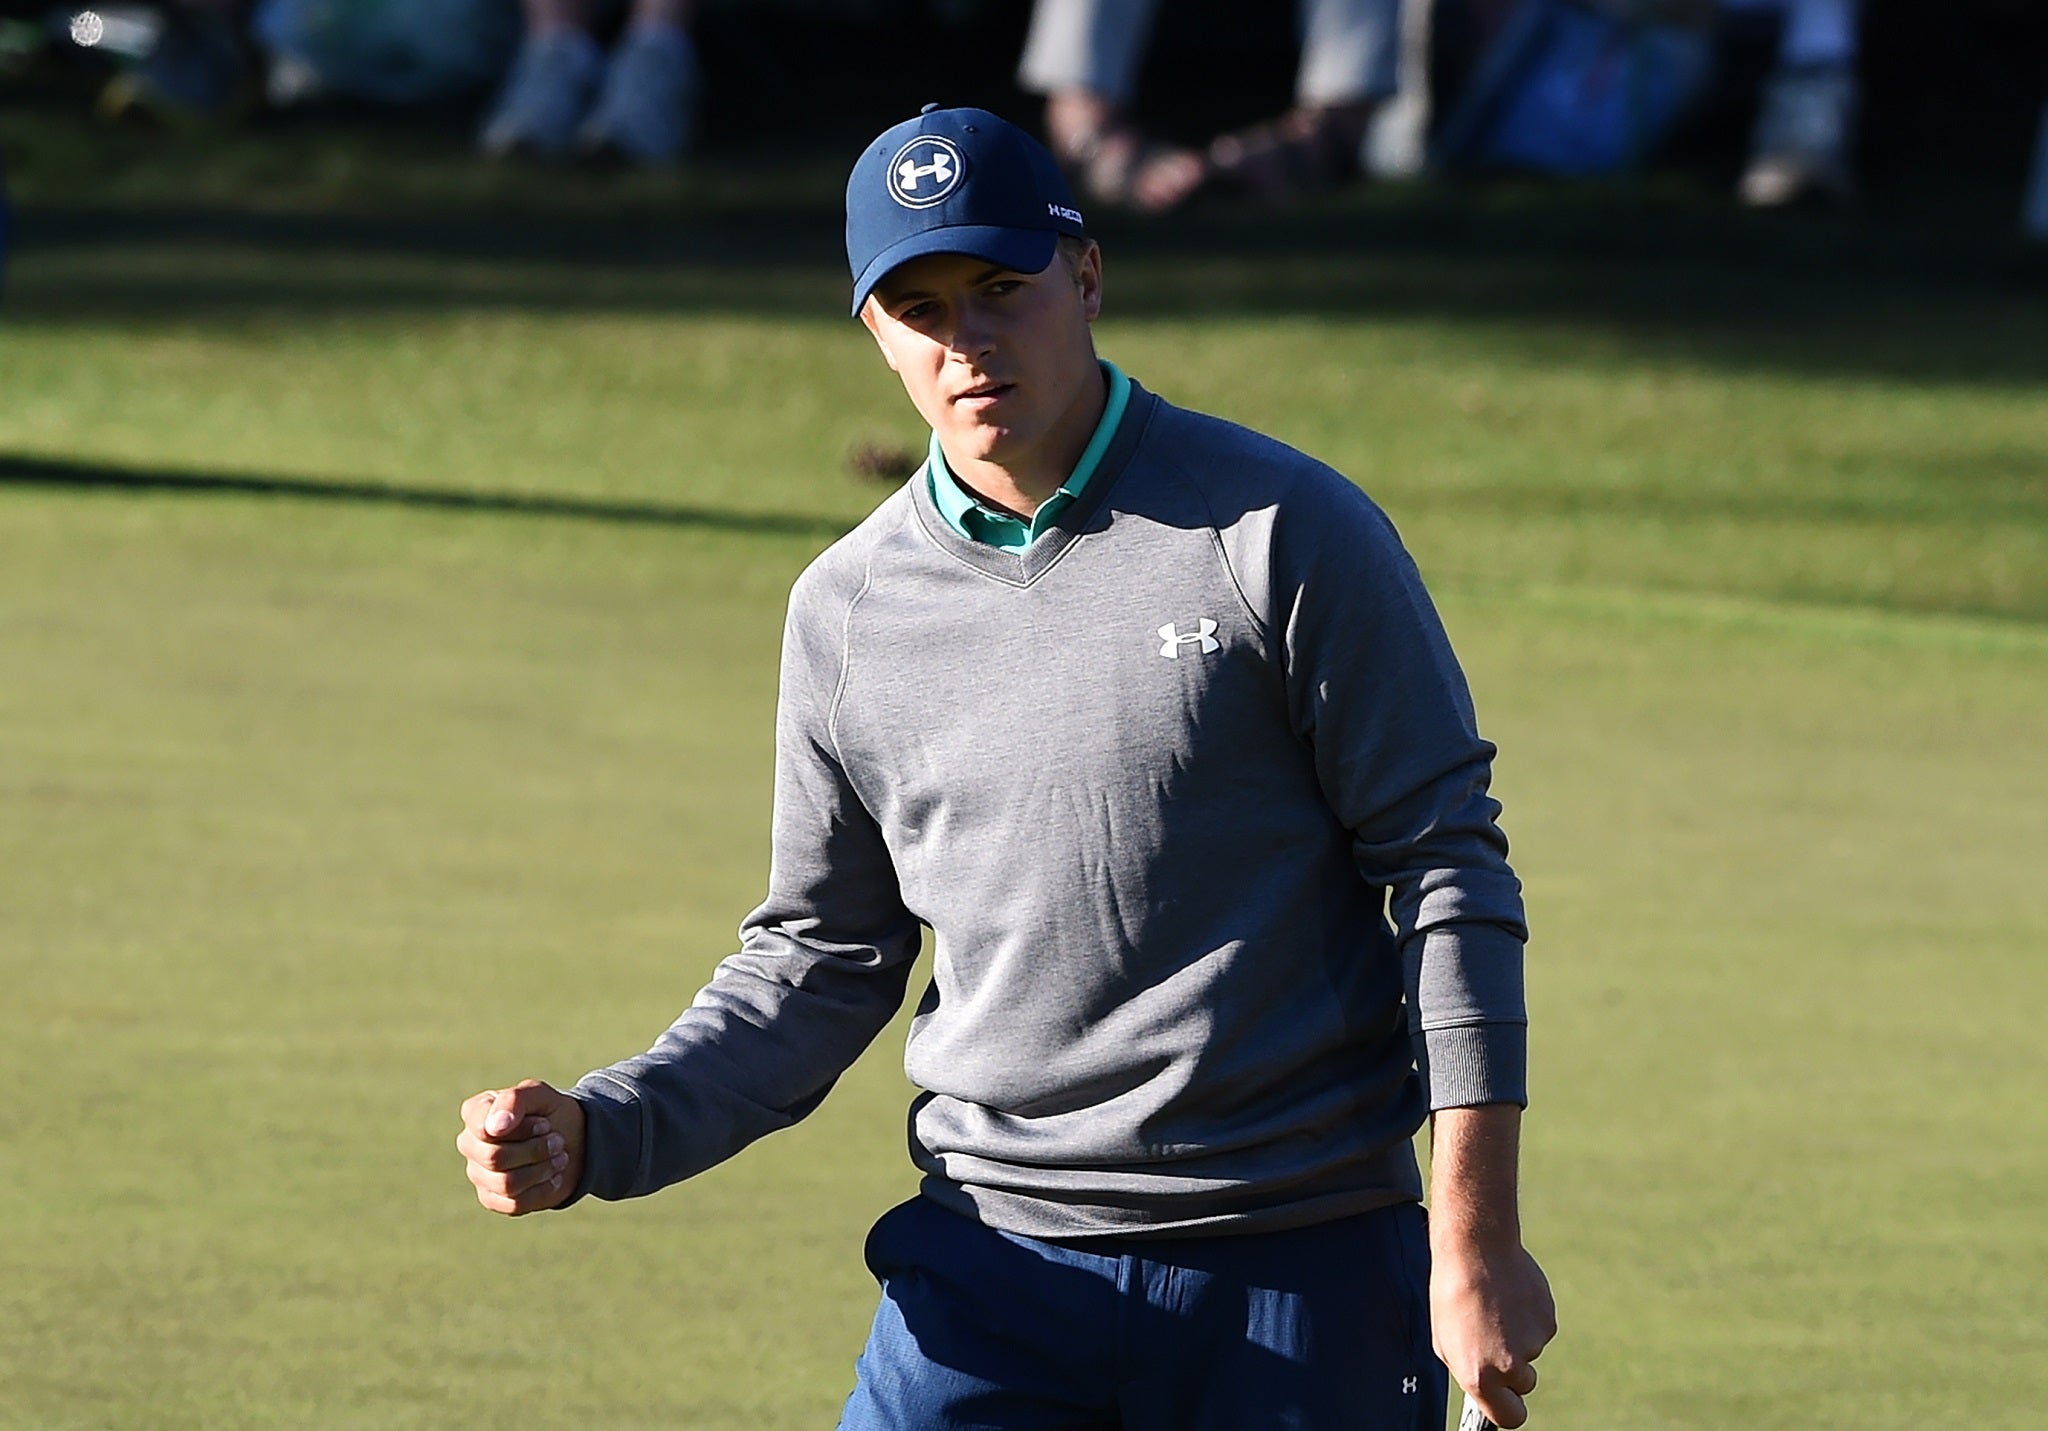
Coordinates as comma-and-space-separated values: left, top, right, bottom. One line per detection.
926, 360, 1131, 551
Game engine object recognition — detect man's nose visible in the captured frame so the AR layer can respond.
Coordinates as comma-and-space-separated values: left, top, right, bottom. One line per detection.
949, 305, 999, 361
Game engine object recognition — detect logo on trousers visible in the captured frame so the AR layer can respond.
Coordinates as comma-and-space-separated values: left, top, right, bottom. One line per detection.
1158, 619, 1220, 658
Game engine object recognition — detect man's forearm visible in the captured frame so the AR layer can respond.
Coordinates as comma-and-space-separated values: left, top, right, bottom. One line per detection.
1429, 1102, 1524, 1252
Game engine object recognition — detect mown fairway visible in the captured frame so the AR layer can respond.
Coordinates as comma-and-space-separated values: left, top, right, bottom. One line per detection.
3, 141, 2046, 1428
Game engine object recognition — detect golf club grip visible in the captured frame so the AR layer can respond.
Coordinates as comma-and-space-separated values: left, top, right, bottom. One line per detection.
1458, 1404, 1499, 1431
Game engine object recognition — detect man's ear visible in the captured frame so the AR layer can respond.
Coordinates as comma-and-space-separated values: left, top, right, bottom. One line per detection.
1075, 241, 1104, 324
859, 301, 901, 372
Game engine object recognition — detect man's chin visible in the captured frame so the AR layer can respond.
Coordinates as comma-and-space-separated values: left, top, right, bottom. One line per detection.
944, 422, 1022, 467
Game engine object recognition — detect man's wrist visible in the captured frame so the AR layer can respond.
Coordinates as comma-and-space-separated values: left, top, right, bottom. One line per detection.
1431, 1214, 1524, 1261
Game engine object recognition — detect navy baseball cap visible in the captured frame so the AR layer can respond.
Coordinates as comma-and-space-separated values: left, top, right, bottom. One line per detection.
846, 104, 1088, 317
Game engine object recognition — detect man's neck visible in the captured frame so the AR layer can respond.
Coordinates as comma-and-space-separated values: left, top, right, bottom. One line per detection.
942, 362, 1108, 518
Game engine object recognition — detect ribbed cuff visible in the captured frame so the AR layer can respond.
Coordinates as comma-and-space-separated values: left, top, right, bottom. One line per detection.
1418, 1020, 1528, 1110
561, 1072, 646, 1206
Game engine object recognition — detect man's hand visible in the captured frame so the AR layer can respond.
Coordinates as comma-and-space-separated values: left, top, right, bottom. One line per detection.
456, 1079, 586, 1216
1432, 1232, 1553, 1427
1429, 1104, 1557, 1428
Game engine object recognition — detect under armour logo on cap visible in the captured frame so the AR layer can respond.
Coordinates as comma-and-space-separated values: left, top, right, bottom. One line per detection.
891, 137, 964, 208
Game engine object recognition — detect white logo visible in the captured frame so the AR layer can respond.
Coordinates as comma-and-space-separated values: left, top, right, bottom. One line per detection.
1158, 619, 1220, 659
1402, 1376, 1419, 1395
1048, 202, 1084, 225
889, 137, 965, 209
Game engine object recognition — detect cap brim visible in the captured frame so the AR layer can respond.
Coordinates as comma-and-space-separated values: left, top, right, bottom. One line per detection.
849, 226, 1059, 317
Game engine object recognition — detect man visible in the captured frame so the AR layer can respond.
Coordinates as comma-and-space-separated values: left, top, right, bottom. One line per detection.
458, 104, 1555, 1429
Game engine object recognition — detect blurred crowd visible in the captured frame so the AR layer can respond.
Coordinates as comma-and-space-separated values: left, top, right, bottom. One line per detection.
2, 0, 2045, 226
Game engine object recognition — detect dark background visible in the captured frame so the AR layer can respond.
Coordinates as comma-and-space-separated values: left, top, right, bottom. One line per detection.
681, 0, 2048, 186
5, 0, 2045, 191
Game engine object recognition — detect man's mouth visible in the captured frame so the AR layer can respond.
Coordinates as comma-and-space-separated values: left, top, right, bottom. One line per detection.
953, 382, 1014, 404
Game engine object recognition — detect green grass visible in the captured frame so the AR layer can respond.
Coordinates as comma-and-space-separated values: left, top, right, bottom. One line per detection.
3, 116, 2046, 1428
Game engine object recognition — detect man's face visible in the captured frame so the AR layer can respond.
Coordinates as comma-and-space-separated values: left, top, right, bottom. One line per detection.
860, 243, 1103, 474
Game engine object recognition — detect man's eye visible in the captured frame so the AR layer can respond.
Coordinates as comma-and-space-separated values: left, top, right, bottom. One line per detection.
900, 301, 939, 321
985, 281, 1022, 297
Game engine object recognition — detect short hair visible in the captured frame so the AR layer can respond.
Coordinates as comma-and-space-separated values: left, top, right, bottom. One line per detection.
1054, 234, 1094, 277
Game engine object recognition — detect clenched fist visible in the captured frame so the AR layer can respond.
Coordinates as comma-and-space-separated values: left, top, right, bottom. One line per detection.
456, 1079, 586, 1216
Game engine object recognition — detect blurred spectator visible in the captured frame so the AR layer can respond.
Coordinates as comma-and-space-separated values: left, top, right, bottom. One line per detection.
478, 0, 700, 167
2028, 99, 2048, 240
1362, 0, 1435, 178
1428, 0, 1869, 198
45, 1, 520, 125
1723, 0, 1860, 205
1017, 0, 1402, 211
89, 0, 253, 123
253, 0, 519, 109
1430, 0, 1716, 178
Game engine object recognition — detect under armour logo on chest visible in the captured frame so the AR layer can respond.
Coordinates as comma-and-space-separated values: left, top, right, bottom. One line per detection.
1158, 619, 1220, 658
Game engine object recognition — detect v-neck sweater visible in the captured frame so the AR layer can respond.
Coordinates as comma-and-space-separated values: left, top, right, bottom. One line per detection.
569, 380, 1529, 1238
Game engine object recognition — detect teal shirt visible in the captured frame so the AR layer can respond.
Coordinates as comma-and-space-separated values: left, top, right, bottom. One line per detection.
926, 361, 1131, 550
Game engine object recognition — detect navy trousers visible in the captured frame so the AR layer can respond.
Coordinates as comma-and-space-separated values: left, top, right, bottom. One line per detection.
838, 1196, 1447, 1430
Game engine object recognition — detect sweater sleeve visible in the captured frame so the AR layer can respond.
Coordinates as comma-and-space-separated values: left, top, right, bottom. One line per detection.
1269, 473, 1530, 1110
565, 563, 923, 1204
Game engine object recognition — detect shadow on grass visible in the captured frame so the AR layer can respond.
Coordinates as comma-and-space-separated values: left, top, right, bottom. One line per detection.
0, 452, 853, 540
10, 442, 2037, 538
10, 180, 2048, 389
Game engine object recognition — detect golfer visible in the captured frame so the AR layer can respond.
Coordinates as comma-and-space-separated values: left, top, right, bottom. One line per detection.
459, 104, 1556, 1430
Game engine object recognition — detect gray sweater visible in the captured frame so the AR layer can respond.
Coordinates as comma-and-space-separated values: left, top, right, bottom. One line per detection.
569, 381, 1528, 1237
